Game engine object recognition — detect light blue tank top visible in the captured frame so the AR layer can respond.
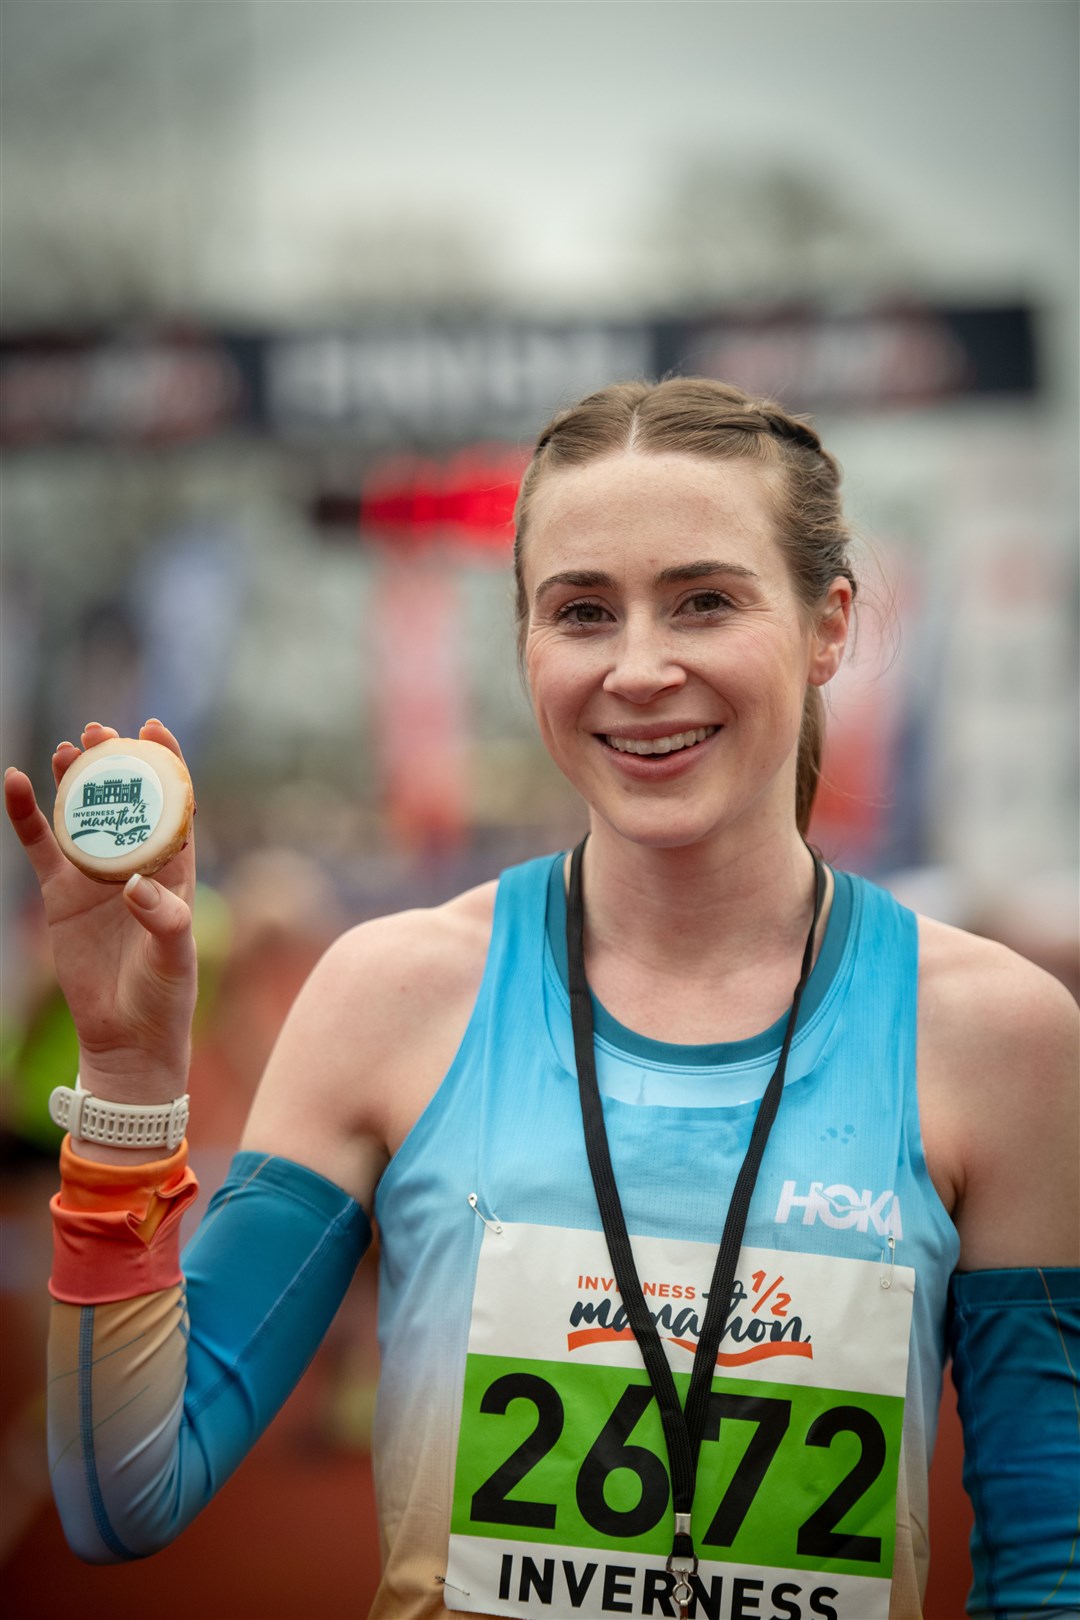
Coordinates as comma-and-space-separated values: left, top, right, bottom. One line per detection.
371, 854, 959, 1616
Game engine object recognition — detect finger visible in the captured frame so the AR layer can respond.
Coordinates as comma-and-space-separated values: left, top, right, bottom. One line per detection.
123, 874, 195, 973
52, 740, 80, 789
139, 720, 196, 883
3, 767, 67, 886
145, 827, 197, 909
81, 721, 119, 750
139, 721, 196, 848
139, 718, 187, 765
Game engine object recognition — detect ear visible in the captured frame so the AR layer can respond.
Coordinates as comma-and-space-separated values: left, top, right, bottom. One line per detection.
807, 578, 853, 687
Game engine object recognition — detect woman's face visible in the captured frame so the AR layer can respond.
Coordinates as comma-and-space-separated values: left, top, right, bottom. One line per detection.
521, 451, 850, 853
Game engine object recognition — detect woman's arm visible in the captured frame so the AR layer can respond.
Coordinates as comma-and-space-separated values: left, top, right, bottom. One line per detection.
918, 918, 1078, 1271
918, 920, 1079, 1617
48, 1145, 370, 1562
32, 801, 491, 1562
6, 726, 424, 1558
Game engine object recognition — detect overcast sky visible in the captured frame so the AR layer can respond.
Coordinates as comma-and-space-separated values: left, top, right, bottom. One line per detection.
1, 0, 1077, 318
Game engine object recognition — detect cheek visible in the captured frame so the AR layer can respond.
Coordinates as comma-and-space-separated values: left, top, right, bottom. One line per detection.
724, 625, 813, 726
524, 643, 570, 731
525, 644, 601, 764
523, 639, 546, 705
525, 634, 588, 702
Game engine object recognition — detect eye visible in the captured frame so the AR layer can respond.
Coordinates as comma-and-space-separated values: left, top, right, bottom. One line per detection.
680, 589, 735, 616
555, 598, 611, 626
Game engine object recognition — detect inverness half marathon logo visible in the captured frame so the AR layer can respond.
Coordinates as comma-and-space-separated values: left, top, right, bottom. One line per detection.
567, 1267, 812, 1367
70, 774, 154, 849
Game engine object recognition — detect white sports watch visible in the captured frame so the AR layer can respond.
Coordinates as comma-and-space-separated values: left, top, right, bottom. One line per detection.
49, 1077, 189, 1153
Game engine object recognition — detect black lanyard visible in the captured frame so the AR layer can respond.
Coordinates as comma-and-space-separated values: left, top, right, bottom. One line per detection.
566, 836, 825, 1612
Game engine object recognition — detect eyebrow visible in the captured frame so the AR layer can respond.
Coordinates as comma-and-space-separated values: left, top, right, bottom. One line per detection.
657, 560, 760, 586
533, 560, 760, 605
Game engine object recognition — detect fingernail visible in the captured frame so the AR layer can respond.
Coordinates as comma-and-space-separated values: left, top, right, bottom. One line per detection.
124, 873, 159, 908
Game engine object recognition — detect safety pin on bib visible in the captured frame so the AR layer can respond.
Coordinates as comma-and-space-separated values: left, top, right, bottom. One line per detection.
467, 1192, 503, 1235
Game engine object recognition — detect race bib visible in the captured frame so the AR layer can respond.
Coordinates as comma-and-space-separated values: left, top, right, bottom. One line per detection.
445, 1223, 913, 1618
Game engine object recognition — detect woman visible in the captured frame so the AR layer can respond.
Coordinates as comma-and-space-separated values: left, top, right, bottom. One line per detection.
5, 379, 1077, 1620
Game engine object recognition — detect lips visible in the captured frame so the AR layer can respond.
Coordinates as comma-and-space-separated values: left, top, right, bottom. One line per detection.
603, 725, 718, 756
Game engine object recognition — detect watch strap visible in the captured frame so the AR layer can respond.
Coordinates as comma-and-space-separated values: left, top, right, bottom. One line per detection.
49, 1079, 190, 1153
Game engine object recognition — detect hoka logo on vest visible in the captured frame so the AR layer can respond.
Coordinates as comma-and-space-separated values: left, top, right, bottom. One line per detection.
566, 1270, 813, 1365
774, 1180, 903, 1238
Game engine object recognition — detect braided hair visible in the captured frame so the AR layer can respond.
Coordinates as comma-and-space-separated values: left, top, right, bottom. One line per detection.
513, 377, 857, 835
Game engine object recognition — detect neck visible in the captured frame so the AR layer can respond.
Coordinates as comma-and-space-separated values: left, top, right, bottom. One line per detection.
578, 817, 822, 980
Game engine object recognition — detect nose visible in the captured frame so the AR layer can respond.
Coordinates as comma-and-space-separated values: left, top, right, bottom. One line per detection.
601, 617, 687, 704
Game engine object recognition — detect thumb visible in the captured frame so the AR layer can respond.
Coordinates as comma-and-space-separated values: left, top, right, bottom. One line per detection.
123, 873, 194, 968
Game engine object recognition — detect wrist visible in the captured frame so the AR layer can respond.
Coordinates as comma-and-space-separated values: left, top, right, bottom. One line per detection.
76, 1049, 190, 1108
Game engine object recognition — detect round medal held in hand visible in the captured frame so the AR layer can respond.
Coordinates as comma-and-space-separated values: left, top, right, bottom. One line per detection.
53, 735, 194, 883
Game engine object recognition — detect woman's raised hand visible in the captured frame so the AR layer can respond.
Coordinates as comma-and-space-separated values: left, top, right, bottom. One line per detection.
4, 719, 197, 1103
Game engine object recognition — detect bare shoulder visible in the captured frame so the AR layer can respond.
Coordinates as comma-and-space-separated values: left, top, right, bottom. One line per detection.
311, 878, 498, 1019
918, 914, 1078, 1081
241, 879, 498, 1208
916, 914, 1079, 1269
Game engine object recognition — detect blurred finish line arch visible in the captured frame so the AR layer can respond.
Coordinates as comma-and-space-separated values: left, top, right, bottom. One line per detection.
0, 305, 1038, 451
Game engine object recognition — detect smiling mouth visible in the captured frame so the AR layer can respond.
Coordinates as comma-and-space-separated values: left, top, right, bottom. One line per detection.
604, 726, 718, 757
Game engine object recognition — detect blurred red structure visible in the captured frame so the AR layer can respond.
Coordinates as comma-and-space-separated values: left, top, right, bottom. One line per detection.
358, 445, 527, 550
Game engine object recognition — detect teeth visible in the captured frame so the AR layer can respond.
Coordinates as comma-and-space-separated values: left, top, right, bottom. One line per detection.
607, 726, 717, 756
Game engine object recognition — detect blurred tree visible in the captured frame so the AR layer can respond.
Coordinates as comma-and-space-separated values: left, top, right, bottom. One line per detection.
0, 0, 255, 323
0, 2, 502, 326
633, 157, 913, 308
307, 212, 506, 315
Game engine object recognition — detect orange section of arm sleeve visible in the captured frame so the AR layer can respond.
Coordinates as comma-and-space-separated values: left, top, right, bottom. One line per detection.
50, 1135, 200, 1305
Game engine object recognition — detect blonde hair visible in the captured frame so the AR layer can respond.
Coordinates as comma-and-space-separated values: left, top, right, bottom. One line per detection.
513, 377, 857, 834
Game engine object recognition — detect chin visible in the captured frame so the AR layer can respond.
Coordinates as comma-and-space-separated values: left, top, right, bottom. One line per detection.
588, 777, 796, 855
591, 805, 734, 853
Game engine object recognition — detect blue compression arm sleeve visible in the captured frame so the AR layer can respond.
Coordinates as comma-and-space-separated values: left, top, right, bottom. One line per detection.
948, 1266, 1080, 1619
48, 1151, 371, 1562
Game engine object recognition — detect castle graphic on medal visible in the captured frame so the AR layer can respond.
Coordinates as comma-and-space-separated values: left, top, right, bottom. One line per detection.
80, 777, 144, 808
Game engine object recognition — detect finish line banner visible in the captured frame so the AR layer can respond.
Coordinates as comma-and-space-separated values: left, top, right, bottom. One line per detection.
0, 305, 1037, 448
